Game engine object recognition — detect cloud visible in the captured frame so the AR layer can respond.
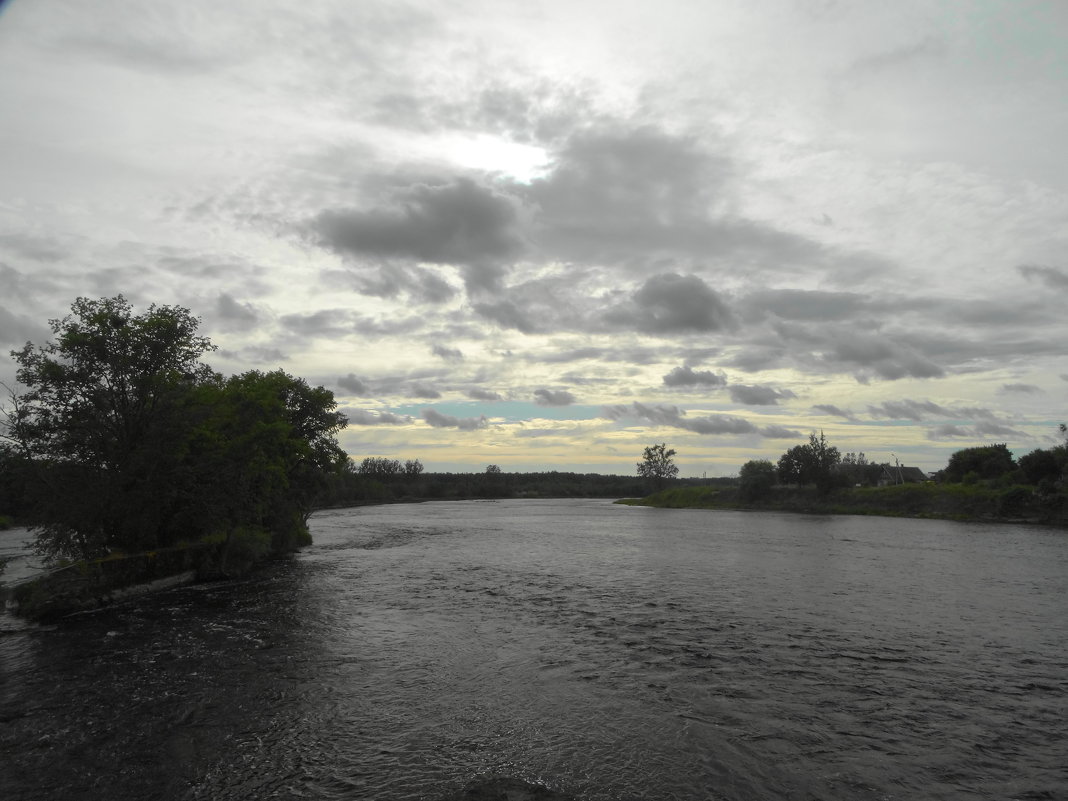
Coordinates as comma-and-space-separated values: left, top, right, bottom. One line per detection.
605, 273, 735, 334
927, 425, 973, 440
999, 383, 1042, 394
742, 289, 870, 322
310, 177, 525, 292
1018, 264, 1068, 289
344, 409, 412, 426
279, 309, 355, 338
422, 408, 488, 430
811, 404, 858, 421
473, 298, 540, 334
338, 374, 371, 395
466, 388, 502, 401
728, 384, 797, 406
662, 365, 727, 387
409, 382, 441, 399
432, 343, 464, 361
534, 388, 576, 406
868, 399, 950, 421
348, 264, 457, 304
927, 421, 1026, 440
213, 292, 259, 331
603, 402, 799, 439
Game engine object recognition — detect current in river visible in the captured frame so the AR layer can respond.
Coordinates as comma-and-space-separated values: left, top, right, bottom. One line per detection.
1, 499, 1066, 800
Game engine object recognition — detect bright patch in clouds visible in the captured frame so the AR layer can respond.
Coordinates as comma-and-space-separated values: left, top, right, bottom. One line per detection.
445, 134, 550, 182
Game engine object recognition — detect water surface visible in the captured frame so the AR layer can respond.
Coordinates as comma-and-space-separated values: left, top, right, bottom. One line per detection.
2, 500, 1066, 799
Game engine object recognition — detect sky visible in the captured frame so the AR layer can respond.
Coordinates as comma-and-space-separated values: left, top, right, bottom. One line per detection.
0, 0, 1066, 476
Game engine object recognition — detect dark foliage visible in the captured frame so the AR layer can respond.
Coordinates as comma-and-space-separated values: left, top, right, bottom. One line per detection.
942, 443, 1015, 484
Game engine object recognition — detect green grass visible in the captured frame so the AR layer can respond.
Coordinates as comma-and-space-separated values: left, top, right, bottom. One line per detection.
620, 482, 1066, 525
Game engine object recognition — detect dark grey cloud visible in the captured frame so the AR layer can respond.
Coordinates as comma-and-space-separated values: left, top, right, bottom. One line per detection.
520, 126, 824, 272
728, 384, 797, 406
473, 299, 540, 334
868, 399, 950, 421
338, 374, 371, 395
928, 421, 1027, 440
213, 292, 259, 332
605, 273, 735, 334
311, 178, 524, 293
432, 344, 464, 361
603, 402, 799, 439
344, 409, 412, 426
811, 404, 858, 421
1018, 264, 1068, 289
662, 365, 727, 387
345, 264, 457, 304
279, 309, 355, 338
422, 408, 488, 430
409, 382, 441, 399
927, 424, 973, 440
466, 388, 502, 401
0, 303, 49, 348
742, 289, 870, 322
999, 383, 1042, 394
828, 331, 945, 381
0, 233, 69, 262
534, 388, 576, 406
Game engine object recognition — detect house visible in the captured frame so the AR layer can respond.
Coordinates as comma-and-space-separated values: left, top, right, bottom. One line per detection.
877, 464, 927, 486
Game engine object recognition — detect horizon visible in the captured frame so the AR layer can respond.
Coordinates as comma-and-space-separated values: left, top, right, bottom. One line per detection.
1, 1, 1065, 478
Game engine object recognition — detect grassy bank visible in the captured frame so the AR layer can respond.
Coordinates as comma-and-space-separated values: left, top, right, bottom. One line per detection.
619, 483, 1068, 526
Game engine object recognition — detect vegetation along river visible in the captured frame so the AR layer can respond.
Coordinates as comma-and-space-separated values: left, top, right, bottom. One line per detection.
2, 499, 1066, 800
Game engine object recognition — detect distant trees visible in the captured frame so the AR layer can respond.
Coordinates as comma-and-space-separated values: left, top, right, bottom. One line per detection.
637, 443, 679, 490
357, 457, 404, 477
942, 443, 1015, 484
485, 464, 502, 474
3, 296, 347, 562
738, 459, 776, 500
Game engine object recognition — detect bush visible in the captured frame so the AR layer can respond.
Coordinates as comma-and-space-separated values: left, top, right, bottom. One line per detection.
996, 486, 1032, 518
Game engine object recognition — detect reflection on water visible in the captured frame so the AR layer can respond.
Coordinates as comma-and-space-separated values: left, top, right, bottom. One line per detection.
2, 500, 1066, 800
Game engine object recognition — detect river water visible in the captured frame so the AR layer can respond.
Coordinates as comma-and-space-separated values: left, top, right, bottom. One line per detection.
1, 500, 1066, 800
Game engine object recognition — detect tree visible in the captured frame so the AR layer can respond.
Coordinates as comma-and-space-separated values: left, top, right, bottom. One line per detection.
806, 430, 841, 495
404, 459, 424, 477
738, 459, 776, 500
637, 443, 679, 489
777, 444, 808, 485
7, 296, 217, 558
485, 464, 502, 474
775, 431, 841, 495
5, 296, 347, 562
942, 443, 1015, 483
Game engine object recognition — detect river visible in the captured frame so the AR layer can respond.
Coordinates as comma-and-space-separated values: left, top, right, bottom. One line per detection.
1, 500, 1066, 800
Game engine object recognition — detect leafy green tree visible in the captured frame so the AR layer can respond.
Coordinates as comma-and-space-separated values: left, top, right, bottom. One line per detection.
184, 370, 347, 554
1018, 448, 1062, 486
776, 444, 807, 485
738, 459, 776, 500
806, 430, 841, 495
7, 296, 216, 558
637, 443, 679, 489
942, 443, 1015, 483
775, 431, 840, 495
5, 296, 348, 562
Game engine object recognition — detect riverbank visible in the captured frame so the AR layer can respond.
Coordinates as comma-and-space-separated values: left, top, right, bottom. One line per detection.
0, 528, 306, 621
618, 482, 1068, 526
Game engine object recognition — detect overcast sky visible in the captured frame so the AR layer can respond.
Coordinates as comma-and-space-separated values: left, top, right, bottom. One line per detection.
1, 0, 1065, 475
